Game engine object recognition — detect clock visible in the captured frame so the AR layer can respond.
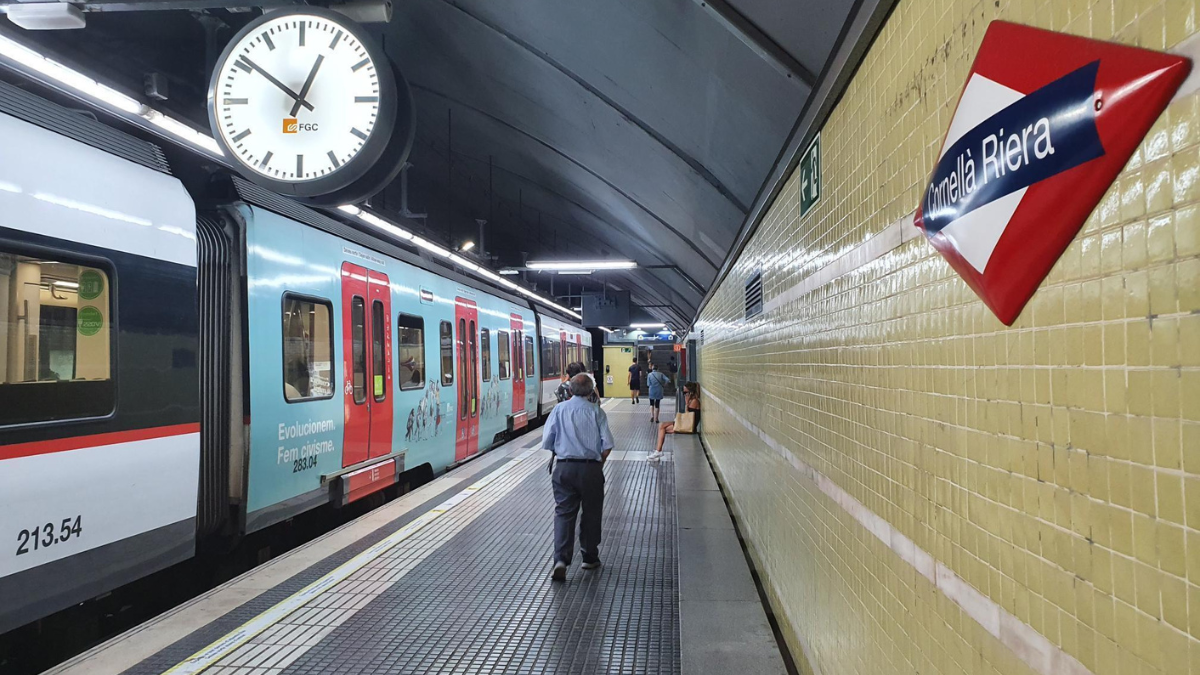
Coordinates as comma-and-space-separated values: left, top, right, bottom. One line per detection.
207, 8, 405, 204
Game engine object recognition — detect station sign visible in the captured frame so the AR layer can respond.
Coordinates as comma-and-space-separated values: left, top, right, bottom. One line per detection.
799, 133, 820, 217
914, 21, 1189, 325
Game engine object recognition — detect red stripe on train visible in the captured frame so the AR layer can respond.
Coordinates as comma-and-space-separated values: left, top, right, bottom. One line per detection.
0, 423, 201, 460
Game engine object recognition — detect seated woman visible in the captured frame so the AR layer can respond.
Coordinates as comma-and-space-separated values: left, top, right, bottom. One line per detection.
647, 382, 699, 461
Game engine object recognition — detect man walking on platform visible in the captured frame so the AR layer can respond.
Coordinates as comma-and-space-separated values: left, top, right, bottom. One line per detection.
543, 373, 613, 581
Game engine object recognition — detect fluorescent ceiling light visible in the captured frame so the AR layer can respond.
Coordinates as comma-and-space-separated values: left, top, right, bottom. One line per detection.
141, 108, 222, 156
527, 260, 636, 270
336, 204, 581, 321
498, 269, 520, 275
557, 270, 592, 275
0, 34, 226, 158
0, 34, 143, 114
598, 327, 614, 333
448, 254, 478, 272
459, 241, 475, 252
572, 307, 582, 312
630, 323, 665, 328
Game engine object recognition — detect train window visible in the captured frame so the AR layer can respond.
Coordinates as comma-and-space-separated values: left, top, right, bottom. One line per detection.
524, 336, 535, 378
350, 297, 367, 405
469, 320, 478, 417
514, 330, 523, 379
282, 294, 334, 403
480, 328, 491, 382
397, 313, 425, 390
458, 318, 468, 420
585, 346, 592, 368
371, 301, 385, 402
541, 337, 560, 378
439, 321, 453, 386
497, 330, 510, 380
0, 252, 115, 425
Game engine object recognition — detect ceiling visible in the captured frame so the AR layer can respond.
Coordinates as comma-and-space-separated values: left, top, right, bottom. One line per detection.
0, 0, 863, 328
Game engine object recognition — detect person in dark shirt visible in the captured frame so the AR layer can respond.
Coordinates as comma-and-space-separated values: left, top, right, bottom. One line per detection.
668, 357, 678, 386
627, 359, 641, 405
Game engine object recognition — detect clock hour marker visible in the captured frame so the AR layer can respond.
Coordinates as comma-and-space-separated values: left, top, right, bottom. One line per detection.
355, 96, 378, 103
351, 127, 368, 140
351, 58, 370, 72
259, 151, 273, 168
330, 29, 343, 49
262, 32, 275, 50
327, 151, 341, 168
299, 21, 306, 46
297, 154, 304, 176
223, 97, 248, 105
233, 129, 252, 142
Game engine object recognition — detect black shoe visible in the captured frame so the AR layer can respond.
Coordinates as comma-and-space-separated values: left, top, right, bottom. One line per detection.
581, 560, 601, 570
551, 561, 567, 581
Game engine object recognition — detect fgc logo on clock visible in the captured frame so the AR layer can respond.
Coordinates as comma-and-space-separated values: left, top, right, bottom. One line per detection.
282, 118, 319, 134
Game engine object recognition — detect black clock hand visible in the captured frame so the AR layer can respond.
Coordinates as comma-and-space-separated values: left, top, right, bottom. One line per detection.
290, 55, 325, 117
237, 56, 314, 112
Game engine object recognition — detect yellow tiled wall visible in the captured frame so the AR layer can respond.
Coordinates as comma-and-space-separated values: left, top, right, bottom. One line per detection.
696, 1, 1200, 674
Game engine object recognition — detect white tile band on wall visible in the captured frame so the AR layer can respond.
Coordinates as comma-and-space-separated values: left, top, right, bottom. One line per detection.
704, 389, 1092, 675
762, 33, 1200, 320
763, 211, 920, 315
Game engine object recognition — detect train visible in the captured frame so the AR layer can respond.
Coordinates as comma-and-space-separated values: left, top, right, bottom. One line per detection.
0, 82, 591, 634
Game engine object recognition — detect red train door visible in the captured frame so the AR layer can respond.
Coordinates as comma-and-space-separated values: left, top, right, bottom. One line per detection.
341, 263, 393, 468
510, 314, 525, 423
454, 298, 479, 461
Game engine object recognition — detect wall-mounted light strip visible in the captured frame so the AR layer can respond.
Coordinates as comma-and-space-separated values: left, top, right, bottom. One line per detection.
527, 260, 637, 270
598, 327, 614, 333
338, 205, 581, 320
0, 32, 224, 158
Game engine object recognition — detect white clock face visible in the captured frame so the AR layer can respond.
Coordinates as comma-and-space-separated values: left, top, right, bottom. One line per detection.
214, 14, 381, 182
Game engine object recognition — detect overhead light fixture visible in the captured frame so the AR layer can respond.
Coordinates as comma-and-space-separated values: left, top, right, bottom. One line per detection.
557, 270, 593, 275
572, 307, 582, 312
0, 34, 226, 158
598, 327, 614, 333
630, 323, 665, 329
459, 241, 475, 252
337, 204, 581, 320
498, 269, 520, 275
527, 260, 636, 270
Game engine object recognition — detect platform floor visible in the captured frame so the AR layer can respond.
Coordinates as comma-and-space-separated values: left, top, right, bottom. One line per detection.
50, 399, 786, 675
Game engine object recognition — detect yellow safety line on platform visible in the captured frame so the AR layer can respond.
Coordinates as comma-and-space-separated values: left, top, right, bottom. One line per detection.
161, 445, 542, 675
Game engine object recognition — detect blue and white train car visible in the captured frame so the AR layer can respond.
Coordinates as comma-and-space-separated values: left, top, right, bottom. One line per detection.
0, 84, 589, 634
235, 200, 547, 530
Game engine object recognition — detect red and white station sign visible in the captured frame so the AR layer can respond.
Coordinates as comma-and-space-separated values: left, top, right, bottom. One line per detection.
914, 21, 1190, 325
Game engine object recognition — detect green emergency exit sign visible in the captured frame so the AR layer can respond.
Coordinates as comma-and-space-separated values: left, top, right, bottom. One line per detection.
799, 133, 820, 217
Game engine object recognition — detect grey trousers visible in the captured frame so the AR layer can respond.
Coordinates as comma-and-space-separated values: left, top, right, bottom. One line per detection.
551, 460, 605, 565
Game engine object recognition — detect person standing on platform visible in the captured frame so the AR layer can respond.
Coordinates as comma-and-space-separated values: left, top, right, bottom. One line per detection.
646, 364, 669, 423
668, 356, 678, 387
543, 373, 613, 581
556, 362, 584, 403
627, 358, 641, 405
557, 362, 599, 404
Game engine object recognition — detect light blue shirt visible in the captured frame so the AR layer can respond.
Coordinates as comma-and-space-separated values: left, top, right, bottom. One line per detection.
543, 396, 614, 461
647, 371, 669, 399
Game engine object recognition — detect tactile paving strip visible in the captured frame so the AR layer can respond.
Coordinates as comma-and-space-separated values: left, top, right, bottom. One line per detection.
281, 401, 681, 675
185, 449, 546, 675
